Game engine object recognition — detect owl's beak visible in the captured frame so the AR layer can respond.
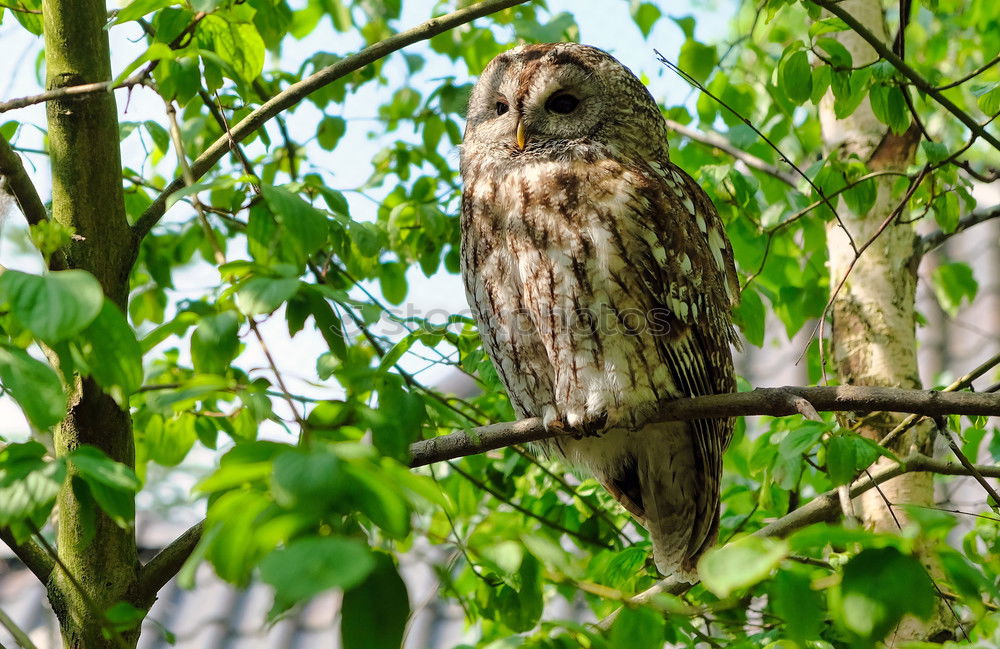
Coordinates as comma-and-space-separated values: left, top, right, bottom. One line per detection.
515, 119, 527, 150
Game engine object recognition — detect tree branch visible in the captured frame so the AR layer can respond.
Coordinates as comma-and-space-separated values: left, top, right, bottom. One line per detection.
809, 0, 1000, 153
920, 203, 1000, 255
131, 0, 533, 241
136, 385, 1000, 605
409, 385, 1000, 468
0, 528, 53, 584
0, 132, 48, 227
134, 520, 203, 606
665, 119, 799, 186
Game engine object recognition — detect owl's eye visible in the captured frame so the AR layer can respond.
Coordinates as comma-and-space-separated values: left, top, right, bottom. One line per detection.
496, 101, 509, 116
545, 93, 579, 114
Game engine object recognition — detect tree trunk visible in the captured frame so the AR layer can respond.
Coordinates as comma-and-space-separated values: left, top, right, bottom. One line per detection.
817, 0, 950, 642
42, 0, 140, 645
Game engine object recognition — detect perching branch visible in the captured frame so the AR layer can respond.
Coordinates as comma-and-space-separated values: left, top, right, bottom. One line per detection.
920, 203, 1000, 255
131, 0, 533, 240
665, 119, 799, 187
809, 0, 1000, 153
132, 384, 1000, 601
408, 385, 1000, 468
0, 132, 48, 228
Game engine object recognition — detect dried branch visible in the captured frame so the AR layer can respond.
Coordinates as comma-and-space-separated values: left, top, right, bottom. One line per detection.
664, 119, 798, 186
920, 203, 1000, 255
809, 0, 1000, 153
132, 0, 533, 240
0, 528, 53, 584
409, 385, 1000, 468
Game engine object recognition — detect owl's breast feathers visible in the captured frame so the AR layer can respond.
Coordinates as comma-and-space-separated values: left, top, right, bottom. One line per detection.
462, 149, 738, 570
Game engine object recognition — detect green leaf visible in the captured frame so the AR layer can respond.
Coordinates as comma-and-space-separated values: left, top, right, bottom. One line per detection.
630, 2, 662, 39
115, 0, 175, 24
778, 48, 812, 104
70, 446, 141, 492
699, 536, 789, 597
143, 415, 197, 467
492, 553, 543, 632
378, 262, 408, 305
931, 261, 977, 316
261, 185, 330, 263
346, 464, 411, 538
78, 301, 144, 405
0, 270, 104, 343
869, 84, 910, 134
808, 16, 849, 37
191, 311, 241, 374
271, 446, 344, 509
815, 37, 852, 69
733, 287, 765, 347
317, 116, 347, 151
197, 14, 265, 85
341, 553, 409, 649
260, 536, 376, 609
69, 446, 141, 527
921, 140, 950, 164
0, 443, 66, 527
236, 277, 300, 315
931, 191, 960, 233
826, 434, 857, 485
678, 39, 716, 84
973, 82, 1000, 115
609, 605, 666, 649
0, 345, 65, 429
833, 547, 934, 641
770, 569, 824, 643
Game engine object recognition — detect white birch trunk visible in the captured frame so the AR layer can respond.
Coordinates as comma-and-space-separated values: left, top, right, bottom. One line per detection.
816, 0, 950, 641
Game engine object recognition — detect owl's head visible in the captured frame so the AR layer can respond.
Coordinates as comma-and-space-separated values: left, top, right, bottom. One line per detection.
462, 43, 669, 163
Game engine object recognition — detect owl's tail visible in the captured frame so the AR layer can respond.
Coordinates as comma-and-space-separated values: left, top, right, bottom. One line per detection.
632, 421, 721, 581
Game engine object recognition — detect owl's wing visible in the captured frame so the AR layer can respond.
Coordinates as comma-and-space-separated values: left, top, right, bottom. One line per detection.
639, 161, 739, 560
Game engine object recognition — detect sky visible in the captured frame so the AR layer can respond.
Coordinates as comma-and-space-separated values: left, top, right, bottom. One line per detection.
0, 0, 736, 447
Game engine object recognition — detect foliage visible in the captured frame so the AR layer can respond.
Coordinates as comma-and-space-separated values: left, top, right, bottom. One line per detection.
0, 0, 998, 647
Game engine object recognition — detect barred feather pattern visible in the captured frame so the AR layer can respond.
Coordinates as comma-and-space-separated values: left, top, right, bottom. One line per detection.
460, 43, 739, 578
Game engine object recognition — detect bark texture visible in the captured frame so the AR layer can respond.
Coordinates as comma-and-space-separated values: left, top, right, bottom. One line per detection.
817, 0, 949, 641
42, 0, 140, 645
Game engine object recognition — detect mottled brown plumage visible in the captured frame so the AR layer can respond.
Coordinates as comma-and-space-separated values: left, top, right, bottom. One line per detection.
459, 43, 739, 579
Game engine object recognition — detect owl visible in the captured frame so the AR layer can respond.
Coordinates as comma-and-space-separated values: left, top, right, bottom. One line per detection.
459, 43, 740, 579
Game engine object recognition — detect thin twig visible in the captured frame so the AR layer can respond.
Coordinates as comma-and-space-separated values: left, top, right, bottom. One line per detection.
810, 0, 1000, 153
937, 418, 1000, 507
877, 350, 1000, 448
164, 99, 225, 265
920, 203, 1000, 255
447, 462, 615, 550
664, 119, 798, 186
132, 0, 534, 240
934, 53, 1000, 91
803, 165, 930, 366
655, 51, 859, 255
